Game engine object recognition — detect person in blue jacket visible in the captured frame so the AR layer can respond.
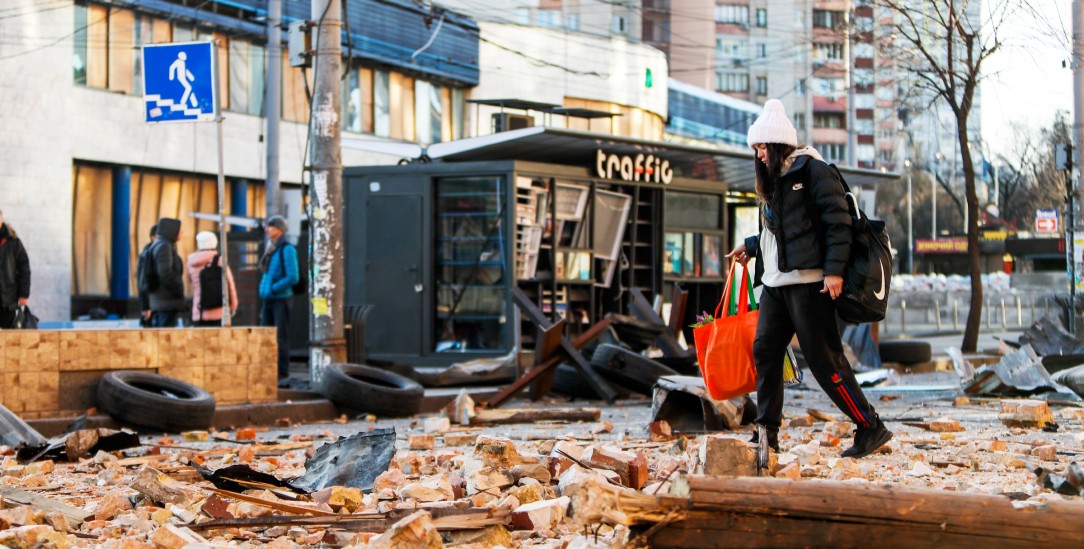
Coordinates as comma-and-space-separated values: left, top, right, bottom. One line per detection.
259, 215, 299, 383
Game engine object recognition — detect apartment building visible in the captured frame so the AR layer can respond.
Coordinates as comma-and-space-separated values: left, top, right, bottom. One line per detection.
643, 0, 904, 171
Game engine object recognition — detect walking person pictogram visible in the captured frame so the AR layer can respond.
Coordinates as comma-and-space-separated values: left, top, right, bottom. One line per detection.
169, 52, 197, 108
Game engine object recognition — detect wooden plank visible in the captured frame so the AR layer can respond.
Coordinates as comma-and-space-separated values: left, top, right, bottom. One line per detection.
472, 407, 601, 424
192, 507, 511, 532
0, 485, 93, 526
209, 488, 338, 517
642, 475, 1084, 548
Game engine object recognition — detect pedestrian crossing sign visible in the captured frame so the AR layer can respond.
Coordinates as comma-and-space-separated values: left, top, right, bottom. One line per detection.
141, 41, 217, 123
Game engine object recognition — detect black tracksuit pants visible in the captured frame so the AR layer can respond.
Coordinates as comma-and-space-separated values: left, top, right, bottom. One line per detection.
752, 282, 877, 433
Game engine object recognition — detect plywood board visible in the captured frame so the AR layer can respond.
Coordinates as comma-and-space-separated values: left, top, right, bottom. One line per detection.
109, 329, 157, 369
4, 331, 60, 372
3, 371, 60, 412
158, 329, 204, 368
204, 365, 249, 403
247, 362, 278, 403
59, 331, 107, 371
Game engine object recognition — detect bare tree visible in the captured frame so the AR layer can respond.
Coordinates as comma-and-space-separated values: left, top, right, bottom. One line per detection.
997, 113, 1071, 231
877, 0, 1010, 351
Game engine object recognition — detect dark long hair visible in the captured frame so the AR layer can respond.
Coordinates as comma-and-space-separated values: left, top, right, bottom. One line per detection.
754, 143, 797, 202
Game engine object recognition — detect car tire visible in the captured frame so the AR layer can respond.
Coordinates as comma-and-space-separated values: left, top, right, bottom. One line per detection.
318, 363, 424, 417
879, 340, 932, 364
96, 371, 216, 432
590, 344, 678, 395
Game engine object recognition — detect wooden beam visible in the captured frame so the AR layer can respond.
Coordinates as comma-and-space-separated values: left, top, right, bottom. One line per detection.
629, 288, 693, 359
485, 288, 616, 405
641, 475, 1084, 548
472, 407, 601, 424
192, 507, 511, 532
0, 485, 92, 527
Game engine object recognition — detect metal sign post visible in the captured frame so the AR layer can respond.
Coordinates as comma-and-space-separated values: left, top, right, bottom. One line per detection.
141, 41, 231, 326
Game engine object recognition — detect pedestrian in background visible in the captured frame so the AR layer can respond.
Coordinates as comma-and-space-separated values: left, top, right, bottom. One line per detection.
259, 216, 299, 383
187, 231, 238, 327
148, 217, 185, 328
136, 224, 157, 327
727, 99, 892, 459
0, 208, 30, 329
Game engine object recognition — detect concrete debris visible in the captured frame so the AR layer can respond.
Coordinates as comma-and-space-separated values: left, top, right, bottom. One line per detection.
957, 344, 1081, 401
651, 375, 752, 433
448, 390, 476, 425
365, 510, 443, 548
998, 399, 1056, 428
699, 436, 758, 477
510, 496, 570, 530
424, 417, 451, 434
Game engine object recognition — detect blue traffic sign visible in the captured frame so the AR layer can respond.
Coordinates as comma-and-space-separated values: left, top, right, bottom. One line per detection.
141, 41, 217, 122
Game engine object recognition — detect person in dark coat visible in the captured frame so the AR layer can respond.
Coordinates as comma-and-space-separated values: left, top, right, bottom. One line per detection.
0, 209, 31, 329
138, 224, 157, 327
259, 215, 299, 382
148, 217, 185, 328
727, 99, 892, 459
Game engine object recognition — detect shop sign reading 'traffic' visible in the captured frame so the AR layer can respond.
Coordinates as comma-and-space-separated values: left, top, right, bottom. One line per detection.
596, 149, 673, 184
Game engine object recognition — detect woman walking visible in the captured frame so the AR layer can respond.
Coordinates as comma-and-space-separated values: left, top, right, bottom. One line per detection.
727, 99, 892, 459
187, 231, 238, 327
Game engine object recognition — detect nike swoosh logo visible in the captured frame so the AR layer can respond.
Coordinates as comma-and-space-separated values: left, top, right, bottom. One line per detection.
873, 258, 887, 300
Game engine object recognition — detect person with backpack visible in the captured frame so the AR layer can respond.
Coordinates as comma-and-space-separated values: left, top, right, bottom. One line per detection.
259, 215, 299, 383
136, 224, 157, 327
147, 217, 185, 328
0, 208, 31, 330
726, 99, 892, 459
187, 231, 238, 327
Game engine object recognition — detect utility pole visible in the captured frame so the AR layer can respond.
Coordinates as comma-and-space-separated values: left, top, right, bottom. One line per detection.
265, 0, 282, 218
845, 7, 856, 167
1070, 0, 1083, 334
308, 0, 346, 381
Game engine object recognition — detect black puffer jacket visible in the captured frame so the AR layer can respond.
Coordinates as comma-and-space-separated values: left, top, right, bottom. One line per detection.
744, 153, 852, 286
148, 220, 185, 312
0, 224, 30, 309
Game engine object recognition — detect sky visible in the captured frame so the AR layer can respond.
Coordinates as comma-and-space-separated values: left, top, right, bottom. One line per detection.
981, 0, 1074, 158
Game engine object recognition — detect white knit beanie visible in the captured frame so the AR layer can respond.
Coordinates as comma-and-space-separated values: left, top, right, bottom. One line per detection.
196, 231, 218, 251
747, 99, 798, 147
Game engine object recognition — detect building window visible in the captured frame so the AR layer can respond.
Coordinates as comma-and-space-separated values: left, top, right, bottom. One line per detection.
716, 72, 749, 93
612, 15, 628, 34
756, 43, 767, 58
343, 67, 362, 133
812, 9, 843, 29
816, 143, 847, 163
717, 39, 745, 60
228, 40, 266, 116
796, 79, 807, 96
755, 8, 767, 28
813, 113, 844, 129
715, 4, 749, 26
793, 112, 806, 130
755, 76, 767, 95
813, 42, 843, 62
537, 9, 561, 28
415, 80, 443, 144
568, 14, 580, 30
374, 70, 391, 138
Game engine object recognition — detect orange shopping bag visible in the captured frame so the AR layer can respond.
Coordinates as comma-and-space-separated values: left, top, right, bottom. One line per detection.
693, 261, 759, 400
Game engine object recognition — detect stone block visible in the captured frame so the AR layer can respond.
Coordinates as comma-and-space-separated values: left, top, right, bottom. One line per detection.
699, 435, 757, 477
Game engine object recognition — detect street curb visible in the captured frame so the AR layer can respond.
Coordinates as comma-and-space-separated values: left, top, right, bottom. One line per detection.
25, 387, 505, 437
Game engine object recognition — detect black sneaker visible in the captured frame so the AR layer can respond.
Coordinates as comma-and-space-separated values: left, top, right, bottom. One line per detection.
749, 425, 779, 452
841, 421, 893, 458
